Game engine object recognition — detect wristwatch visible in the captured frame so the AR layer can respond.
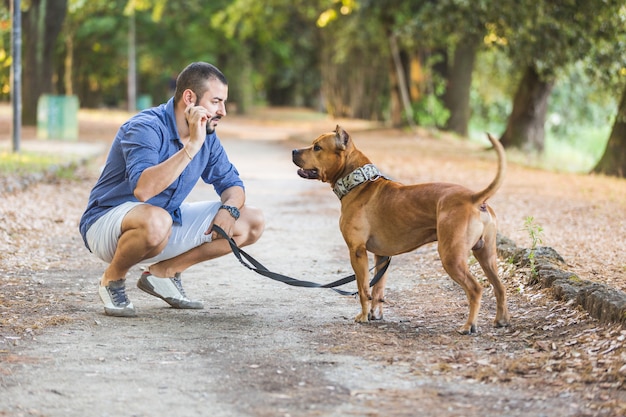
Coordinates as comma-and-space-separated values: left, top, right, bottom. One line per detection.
219, 204, 240, 220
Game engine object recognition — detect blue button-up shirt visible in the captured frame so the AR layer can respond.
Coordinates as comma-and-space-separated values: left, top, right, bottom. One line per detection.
79, 98, 244, 251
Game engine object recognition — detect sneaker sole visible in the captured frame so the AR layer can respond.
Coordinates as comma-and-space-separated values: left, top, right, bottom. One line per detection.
103, 306, 137, 317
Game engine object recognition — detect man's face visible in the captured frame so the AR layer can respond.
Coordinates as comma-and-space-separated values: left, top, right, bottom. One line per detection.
195, 79, 228, 134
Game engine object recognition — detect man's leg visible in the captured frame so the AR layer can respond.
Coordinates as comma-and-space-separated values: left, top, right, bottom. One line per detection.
88, 203, 173, 316
147, 205, 264, 278
102, 204, 173, 286
135, 204, 264, 310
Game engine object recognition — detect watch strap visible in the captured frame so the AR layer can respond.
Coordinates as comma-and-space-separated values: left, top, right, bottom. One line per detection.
219, 204, 240, 220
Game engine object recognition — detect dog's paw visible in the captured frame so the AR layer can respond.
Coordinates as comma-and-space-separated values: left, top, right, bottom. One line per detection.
354, 313, 370, 323
368, 310, 383, 321
494, 318, 510, 328
456, 324, 477, 335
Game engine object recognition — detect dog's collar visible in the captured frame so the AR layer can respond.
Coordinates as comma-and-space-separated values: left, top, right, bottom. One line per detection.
333, 164, 387, 200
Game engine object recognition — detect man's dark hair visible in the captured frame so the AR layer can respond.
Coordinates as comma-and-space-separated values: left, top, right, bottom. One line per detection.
174, 62, 228, 104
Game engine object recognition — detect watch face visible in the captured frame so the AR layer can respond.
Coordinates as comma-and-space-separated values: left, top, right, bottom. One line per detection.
221, 205, 240, 219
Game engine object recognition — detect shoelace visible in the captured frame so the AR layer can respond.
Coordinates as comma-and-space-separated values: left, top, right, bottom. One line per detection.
109, 285, 130, 306
171, 276, 189, 299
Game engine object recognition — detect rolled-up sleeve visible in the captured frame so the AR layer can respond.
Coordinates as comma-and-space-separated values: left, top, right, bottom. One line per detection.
121, 122, 163, 193
201, 135, 244, 195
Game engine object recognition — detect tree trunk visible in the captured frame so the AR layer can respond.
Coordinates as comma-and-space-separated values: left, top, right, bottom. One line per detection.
388, 33, 416, 130
500, 65, 554, 152
443, 35, 480, 137
63, 29, 73, 95
592, 85, 626, 177
388, 55, 403, 127
22, 0, 68, 126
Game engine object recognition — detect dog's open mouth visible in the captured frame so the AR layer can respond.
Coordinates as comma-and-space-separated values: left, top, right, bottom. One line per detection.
297, 168, 319, 179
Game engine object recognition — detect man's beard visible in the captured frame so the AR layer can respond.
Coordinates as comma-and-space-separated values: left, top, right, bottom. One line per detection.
195, 99, 220, 135
206, 116, 221, 134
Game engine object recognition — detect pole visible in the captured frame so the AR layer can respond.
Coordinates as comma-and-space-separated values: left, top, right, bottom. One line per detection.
127, 11, 136, 113
11, 0, 22, 153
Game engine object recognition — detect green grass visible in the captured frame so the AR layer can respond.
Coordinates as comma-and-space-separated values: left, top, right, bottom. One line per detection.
0, 150, 66, 175
468, 123, 610, 174
542, 126, 610, 173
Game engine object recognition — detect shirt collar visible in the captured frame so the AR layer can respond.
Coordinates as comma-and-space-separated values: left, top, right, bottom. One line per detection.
164, 97, 181, 143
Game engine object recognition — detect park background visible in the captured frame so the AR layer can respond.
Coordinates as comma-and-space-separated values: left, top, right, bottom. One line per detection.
1, 2, 626, 414
1, 0, 626, 177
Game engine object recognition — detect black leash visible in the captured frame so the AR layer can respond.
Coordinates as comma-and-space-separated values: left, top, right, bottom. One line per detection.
212, 225, 391, 296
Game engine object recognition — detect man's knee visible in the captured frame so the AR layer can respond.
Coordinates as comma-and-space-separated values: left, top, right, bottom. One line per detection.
243, 206, 265, 244
126, 205, 173, 248
146, 210, 173, 247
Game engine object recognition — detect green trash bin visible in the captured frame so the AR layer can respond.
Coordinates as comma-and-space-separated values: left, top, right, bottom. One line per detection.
36, 95, 79, 141
137, 95, 152, 111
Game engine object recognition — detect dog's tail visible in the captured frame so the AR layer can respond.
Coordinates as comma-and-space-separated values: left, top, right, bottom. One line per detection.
471, 133, 506, 205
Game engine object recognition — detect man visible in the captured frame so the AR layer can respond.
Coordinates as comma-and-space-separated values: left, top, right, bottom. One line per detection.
79, 62, 264, 317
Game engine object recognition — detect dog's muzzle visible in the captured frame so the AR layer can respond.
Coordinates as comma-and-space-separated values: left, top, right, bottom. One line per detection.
292, 149, 319, 179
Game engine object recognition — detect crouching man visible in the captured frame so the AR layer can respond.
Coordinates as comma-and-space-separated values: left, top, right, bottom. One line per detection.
79, 62, 264, 317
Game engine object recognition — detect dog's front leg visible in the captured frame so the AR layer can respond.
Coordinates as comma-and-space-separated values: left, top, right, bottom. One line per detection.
349, 246, 371, 323
369, 254, 389, 320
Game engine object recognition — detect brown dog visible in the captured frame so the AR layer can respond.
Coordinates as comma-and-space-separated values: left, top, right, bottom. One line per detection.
292, 126, 510, 334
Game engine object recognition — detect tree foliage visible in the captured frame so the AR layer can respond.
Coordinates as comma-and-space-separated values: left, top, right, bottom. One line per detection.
2, 0, 626, 175
317, 1, 390, 119
211, 0, 322, 109
493, 0, 626, 151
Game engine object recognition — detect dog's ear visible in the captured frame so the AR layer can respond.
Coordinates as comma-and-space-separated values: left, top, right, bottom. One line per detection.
334, 125, 350, 150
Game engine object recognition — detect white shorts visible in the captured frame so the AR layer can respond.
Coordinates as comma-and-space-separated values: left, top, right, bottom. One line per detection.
85, 201, 222, 264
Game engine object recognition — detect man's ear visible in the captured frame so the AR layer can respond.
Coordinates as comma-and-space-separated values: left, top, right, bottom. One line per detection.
334, 125, 350, 150
183, 89, 196, 106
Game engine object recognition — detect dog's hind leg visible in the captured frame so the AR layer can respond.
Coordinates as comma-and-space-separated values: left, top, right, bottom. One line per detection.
369, 254, 389, 320
438, 241, 483, 335
473, 228, 510, 328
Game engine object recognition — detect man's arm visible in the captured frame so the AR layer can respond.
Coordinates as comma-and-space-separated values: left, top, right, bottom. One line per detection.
133, 147, 195, 202
208, 185, 245, 240
134, 104, 205, 202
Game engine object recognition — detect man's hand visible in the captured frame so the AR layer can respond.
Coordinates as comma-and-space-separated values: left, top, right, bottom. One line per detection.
185, 104, 209, 152
208, 187, 245, 240
207, 209, 237, 240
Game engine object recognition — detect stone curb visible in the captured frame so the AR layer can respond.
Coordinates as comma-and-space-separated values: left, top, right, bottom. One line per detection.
497, 234, 626, 325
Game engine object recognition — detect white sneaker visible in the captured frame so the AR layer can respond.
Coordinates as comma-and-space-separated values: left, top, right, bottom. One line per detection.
98, 279, 136, 317
136, 272, 204, 309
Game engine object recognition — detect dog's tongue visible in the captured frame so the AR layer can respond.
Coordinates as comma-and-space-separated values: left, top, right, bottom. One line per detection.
297, 168, 318, 179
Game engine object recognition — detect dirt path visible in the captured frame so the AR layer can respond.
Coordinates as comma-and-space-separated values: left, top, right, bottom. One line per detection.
1, 115, 625, 416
